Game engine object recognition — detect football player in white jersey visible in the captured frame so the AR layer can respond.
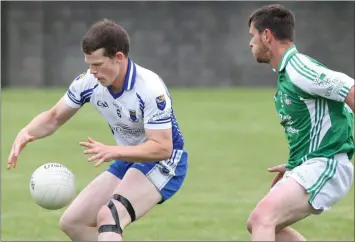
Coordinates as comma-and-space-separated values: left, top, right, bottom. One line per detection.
7, 19, 188, 241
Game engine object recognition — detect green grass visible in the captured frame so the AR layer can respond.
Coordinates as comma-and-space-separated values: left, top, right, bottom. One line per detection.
1, 88, 354, 241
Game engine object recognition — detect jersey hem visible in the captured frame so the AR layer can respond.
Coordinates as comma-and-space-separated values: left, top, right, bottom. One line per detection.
144, 123, 172, 130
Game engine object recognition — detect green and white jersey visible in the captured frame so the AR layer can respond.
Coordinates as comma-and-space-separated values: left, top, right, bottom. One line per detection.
274, 45, 354, 169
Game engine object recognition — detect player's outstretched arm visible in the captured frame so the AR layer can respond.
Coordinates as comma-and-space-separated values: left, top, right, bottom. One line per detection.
344, 85, 354, 112
7, 97, 78, 169
20, 97, 78, 139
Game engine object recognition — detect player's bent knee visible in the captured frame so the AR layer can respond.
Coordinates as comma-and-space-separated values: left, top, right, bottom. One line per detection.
97, 194, 136, 235
247, 205, 275, 233
59, 216, 69, 233
247, 211, 269, 233
246, 217, 253, 233
59, 214, 77, 235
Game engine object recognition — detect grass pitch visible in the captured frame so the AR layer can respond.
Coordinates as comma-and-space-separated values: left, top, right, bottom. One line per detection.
1, 88, 354, 241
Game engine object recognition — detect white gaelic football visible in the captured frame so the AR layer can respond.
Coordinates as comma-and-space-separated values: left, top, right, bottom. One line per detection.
29, 163, 76, 210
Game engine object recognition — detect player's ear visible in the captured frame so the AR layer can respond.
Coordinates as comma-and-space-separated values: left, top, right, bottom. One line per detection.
263, 29, 272, 44
114, 52, 125, 63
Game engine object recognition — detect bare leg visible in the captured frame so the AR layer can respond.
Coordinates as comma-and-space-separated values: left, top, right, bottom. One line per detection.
247, 178, 313, 241
97, 168, 162, 241
59, 171, 121, 241
276, 227, 306, 241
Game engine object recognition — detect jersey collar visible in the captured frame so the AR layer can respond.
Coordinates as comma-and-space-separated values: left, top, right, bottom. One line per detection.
108, 57, 137, 99
123, 57, 137, 91
278, 44, 298, 72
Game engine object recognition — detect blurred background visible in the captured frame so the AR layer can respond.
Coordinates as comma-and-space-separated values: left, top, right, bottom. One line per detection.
1, 1, 354, 241
2, 1, 354, 88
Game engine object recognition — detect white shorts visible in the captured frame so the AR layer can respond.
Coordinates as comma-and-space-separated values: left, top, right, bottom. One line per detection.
272, 153, 354, 214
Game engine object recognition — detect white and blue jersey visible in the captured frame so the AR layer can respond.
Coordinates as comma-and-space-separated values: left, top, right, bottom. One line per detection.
63, 58, 188, 203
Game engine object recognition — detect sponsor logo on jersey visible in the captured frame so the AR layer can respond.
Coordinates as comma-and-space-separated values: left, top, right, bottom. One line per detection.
156, 94, 166, 110
148, 109, 172, 123
314, 73, 344, 97
285, 98, 292, 106
110, 123, 144, 137
97, 100, 109, 108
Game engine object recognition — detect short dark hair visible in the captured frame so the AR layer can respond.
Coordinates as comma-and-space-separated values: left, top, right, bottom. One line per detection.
248, 4, 295, 42
82, 19, 130, 57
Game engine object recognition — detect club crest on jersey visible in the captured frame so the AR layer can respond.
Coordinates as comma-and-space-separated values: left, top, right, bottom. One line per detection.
129, 109, 138, 122
156, 94, 166, 111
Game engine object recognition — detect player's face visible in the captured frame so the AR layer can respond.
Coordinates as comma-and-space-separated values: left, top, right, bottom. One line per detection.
84, 48, 121, 87
249, 23, 272, 64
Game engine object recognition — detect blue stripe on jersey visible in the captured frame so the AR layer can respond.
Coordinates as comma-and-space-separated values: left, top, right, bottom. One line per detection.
124, 58, 137, 91
171, 111, 184, 150
67, 90, 81, 105
79, 84, 98, 105
160, 80, 184, 150
136, 93, 145, 118
108, 124, 114, 135
67, 85, 98, 106
80, 84, 98, 104
156, 78, 184, 149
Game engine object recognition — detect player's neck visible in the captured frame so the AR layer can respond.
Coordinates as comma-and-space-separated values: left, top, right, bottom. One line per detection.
270, 42, 294, 71
110, 59, 129, 93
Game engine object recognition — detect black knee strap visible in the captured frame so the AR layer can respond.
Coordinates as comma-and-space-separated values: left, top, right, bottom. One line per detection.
112, 194, 136, 222
98, 194, 136, 234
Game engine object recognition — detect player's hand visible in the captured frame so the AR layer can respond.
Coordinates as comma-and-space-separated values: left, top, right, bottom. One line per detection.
268, 164, 286, 187
79, 137, 118, 167
7, 130, 35, 169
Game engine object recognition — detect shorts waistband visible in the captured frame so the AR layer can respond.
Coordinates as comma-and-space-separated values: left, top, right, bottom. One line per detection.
334, 153, 349, 162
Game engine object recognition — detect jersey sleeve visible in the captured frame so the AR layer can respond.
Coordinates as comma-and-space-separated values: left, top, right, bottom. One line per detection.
143, 79, 172, 130
63, 70, 97, 109
286, 54, 354, 102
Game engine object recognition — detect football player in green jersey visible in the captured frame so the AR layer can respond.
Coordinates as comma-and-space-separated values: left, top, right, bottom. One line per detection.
246, 4, 354, 241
